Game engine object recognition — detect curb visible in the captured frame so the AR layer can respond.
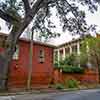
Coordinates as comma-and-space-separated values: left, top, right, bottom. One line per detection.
0, 87, 100, 96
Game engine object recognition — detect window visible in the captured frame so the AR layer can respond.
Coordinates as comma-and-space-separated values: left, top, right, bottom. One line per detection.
13, 45, 19, 60
39, 49, 45, 63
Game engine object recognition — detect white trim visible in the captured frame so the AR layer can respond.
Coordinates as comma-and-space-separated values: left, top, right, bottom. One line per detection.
63, 47, 66, 59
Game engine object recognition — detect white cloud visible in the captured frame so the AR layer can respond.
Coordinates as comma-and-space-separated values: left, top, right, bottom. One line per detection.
86, 7, 100, 31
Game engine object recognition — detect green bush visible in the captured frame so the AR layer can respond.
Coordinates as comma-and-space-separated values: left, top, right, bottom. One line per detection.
54, 83, 65, 89
54, 53, 85, 73
65, 79, 78, 88
54, 62, 59, 68
62, 66, 84, 73
54, 64, 61, 69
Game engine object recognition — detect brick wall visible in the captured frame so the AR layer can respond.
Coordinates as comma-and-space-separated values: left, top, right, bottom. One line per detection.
7, 40, 54, 89
54, 69, 99, 84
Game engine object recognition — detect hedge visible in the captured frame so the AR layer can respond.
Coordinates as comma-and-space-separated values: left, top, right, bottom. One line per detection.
62, 66, 84, 73
54, 65, 84, 73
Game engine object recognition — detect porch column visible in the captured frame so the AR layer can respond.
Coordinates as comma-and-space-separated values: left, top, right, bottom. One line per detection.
57, 49, 60, 62
77, 42, 80, 55
63, 47, 66, 59
77, 42, 80, 67
69, 45, 72, 54
54, 50, 57, 63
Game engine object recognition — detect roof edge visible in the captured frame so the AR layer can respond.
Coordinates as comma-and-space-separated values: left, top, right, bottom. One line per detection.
0, 32, 56, 48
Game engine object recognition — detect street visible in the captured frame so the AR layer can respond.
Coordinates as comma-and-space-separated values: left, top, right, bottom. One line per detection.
0, 89, 100, 100
52, 89, 100, 100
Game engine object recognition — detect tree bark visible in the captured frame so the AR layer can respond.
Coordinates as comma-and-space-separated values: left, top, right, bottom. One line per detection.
0, 0, 45, 90
0, 54, 9, 90
0, 18, 34, 90
0, 19, 33, 90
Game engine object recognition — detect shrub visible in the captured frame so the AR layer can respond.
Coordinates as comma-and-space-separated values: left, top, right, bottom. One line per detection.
54, 62, 59, 68
54, 83, 65, 89
54, 65, 61, 69
65, 79, 78, 88
62, 66, 84, 73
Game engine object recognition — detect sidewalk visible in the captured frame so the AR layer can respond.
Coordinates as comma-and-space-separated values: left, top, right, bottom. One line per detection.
0, 88, 100, 100
0, 88, 78, 96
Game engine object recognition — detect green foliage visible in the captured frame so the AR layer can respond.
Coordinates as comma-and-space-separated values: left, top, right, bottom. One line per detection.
54, 83, 65, 90
54, 64, 61, 69
0, 0, 23, 28
55, 53, 79, 67
64, 54, 79, 66
65, 79, 78, 88
1, 0, 23, 16
0, 0, 99, 40
62, 66, 84, 73
80, 36, 100, 68
54, 53, 84, 73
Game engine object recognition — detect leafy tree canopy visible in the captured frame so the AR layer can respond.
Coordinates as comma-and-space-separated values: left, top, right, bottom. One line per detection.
0, 0, 100, 39
80, 35, 100, 68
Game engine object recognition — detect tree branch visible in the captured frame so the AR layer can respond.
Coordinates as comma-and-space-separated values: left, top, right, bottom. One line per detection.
7, 0, 45, 41
0, 9, 20, 24
31, 0, 47, 17
22, 0, 31, 15
22, 0, 44, 19
4, 0, 46, 48
65, 0, 78, 18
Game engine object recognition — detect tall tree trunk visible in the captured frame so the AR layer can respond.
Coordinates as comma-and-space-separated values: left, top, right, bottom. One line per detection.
0, 0, 44, 90
0, 16, 36, 90
0, 27, 19, 90
0, 54, 9, 90
27, 31, 34, 90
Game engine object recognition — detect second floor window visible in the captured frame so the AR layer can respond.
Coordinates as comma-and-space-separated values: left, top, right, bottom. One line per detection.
13, 45, 19, 60
39, 49, 45, 63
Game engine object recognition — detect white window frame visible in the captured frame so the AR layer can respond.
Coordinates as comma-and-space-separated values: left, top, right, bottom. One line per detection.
39, 49, 45, 63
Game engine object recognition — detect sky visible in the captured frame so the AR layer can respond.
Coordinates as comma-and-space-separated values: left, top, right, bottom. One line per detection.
86, 7, 100, 32
0, 1, 100, 45
46, 6, 100, 45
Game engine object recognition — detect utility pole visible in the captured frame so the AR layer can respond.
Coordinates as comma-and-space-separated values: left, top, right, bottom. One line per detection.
27, 28, 34, 90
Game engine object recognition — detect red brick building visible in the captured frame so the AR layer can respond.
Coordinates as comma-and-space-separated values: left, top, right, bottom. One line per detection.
0, 33, 100, 90
0, 33, 55, 89
53, 34, 100, 84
